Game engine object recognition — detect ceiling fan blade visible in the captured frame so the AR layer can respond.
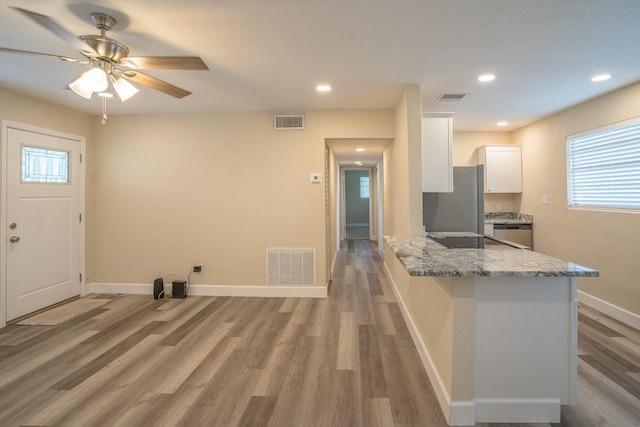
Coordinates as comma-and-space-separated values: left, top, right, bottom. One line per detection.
119, 70, 192, 98
120, 56, 208, 70
0, 47, 87, 63
11, 7, 98, 55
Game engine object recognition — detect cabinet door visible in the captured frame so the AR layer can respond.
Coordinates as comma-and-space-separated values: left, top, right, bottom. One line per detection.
422, 114, 453, 192
483, 146, 522, 193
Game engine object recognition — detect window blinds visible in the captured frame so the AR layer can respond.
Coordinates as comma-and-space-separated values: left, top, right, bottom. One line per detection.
567, 118, 640, 210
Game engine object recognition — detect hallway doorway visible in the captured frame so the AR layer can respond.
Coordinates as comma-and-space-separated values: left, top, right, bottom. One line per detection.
344, 169, 370, 240
325, 137, 390, 271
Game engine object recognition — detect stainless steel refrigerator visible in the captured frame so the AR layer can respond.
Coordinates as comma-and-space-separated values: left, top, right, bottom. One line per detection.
422, 165, 484, 234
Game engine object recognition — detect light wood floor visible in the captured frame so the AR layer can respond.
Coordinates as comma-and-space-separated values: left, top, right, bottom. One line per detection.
345, 225, 370, 240
1, 240, 639, 426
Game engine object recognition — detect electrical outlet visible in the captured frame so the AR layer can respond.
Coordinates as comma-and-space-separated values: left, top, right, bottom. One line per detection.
193, 264, 202, 273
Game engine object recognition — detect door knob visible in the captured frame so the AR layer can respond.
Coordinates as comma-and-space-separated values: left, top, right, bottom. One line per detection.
9, 236, 20, 243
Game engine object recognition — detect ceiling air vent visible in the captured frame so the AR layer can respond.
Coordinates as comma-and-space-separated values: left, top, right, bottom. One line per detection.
436, 93, 467, 102
274, 114, 304, 130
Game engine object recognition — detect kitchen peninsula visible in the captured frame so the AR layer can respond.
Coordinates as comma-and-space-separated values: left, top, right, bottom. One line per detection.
383, 233, 599, 426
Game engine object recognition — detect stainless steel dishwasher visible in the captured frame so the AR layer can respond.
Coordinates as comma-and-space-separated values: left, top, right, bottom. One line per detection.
493, 223, 533, 249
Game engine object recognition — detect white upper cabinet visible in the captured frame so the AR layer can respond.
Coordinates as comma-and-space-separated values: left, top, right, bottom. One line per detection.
422, 113, 453, 192
478, 145, 523, 193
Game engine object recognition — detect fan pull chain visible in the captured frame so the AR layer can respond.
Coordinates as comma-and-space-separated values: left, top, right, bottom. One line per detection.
101, 95, 108, 124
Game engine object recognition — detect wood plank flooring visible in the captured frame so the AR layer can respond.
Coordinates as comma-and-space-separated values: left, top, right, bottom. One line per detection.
0, 239, 639, 426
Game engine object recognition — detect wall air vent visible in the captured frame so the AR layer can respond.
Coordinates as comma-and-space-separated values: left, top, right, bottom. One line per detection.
267, 248, 315, 286
274, 114, 305, 130
436, 93, 467, 102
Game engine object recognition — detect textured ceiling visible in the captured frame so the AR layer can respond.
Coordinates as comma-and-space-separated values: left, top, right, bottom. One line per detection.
1, 0, 640, 136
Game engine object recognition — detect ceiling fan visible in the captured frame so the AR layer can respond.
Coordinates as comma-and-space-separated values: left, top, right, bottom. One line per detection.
0, 7, 208, 119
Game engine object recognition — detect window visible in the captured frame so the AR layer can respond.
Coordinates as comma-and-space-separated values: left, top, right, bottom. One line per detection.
567, 117, 640, 211
22, 146, 70, 183
360, 176, 370, 199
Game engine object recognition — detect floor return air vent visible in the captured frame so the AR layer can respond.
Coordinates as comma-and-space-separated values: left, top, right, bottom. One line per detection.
267, 248, 315, 285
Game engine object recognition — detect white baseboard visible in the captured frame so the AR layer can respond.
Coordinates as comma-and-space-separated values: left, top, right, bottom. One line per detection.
475, 398, 560, 423
475, 399, 561, 423
86, 282, 150, 295
382, 261, 475, 427
86, 282, 328, 298
448, 401, 476, 427
578, 290, 640, 331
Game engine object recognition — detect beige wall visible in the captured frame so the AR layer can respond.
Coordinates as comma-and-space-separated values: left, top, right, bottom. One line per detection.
385, 85, 423, 237
5, 82, 638, 316
514, 81, 640, 315
91, 109, 393, 287
384, 242, 475, 401
1, 89, 396, 291
0, 89, 92, 136
452, 131, 512, 166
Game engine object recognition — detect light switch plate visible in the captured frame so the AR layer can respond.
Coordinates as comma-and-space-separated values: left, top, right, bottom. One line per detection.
310, 173, 322, 183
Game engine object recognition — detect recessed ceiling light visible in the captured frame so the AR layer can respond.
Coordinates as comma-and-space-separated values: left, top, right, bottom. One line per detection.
356, 147, 365, 152
591, 74, 611, 82
355, 161, 363, 165
497, 121, 508, 127
478, 74, 496, 82
316, 84, 332, 92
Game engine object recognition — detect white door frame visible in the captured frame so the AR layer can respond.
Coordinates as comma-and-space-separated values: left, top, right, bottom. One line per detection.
1, 121, 86, 329
373, 159, 384, 250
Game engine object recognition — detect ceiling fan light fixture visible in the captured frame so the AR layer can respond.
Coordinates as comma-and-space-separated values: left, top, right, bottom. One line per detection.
85, 67, 108, 92
7, 6, 207, 111
69, 71, 93, 99
112, 76, 139, 101
70, 67, 108, 99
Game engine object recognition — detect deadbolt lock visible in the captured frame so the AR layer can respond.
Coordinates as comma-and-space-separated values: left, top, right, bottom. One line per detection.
9, 223, 17, 229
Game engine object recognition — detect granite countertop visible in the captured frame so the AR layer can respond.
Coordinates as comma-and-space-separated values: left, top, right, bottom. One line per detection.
384, 233, 599, 278
484, 212, 533, 224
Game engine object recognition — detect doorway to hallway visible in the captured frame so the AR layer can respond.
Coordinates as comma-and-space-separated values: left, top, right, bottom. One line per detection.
343, 169, 370, 240
326, 137, 389, 263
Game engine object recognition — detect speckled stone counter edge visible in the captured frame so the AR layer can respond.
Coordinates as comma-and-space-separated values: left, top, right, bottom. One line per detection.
484, 212, 533, 224
384, 235, 599, 278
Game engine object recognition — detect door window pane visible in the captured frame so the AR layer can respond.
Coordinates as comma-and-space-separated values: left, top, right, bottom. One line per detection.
22, 146, 70, 183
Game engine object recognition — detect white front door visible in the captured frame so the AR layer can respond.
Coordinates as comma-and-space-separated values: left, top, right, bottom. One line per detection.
4, 124, 83, 321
